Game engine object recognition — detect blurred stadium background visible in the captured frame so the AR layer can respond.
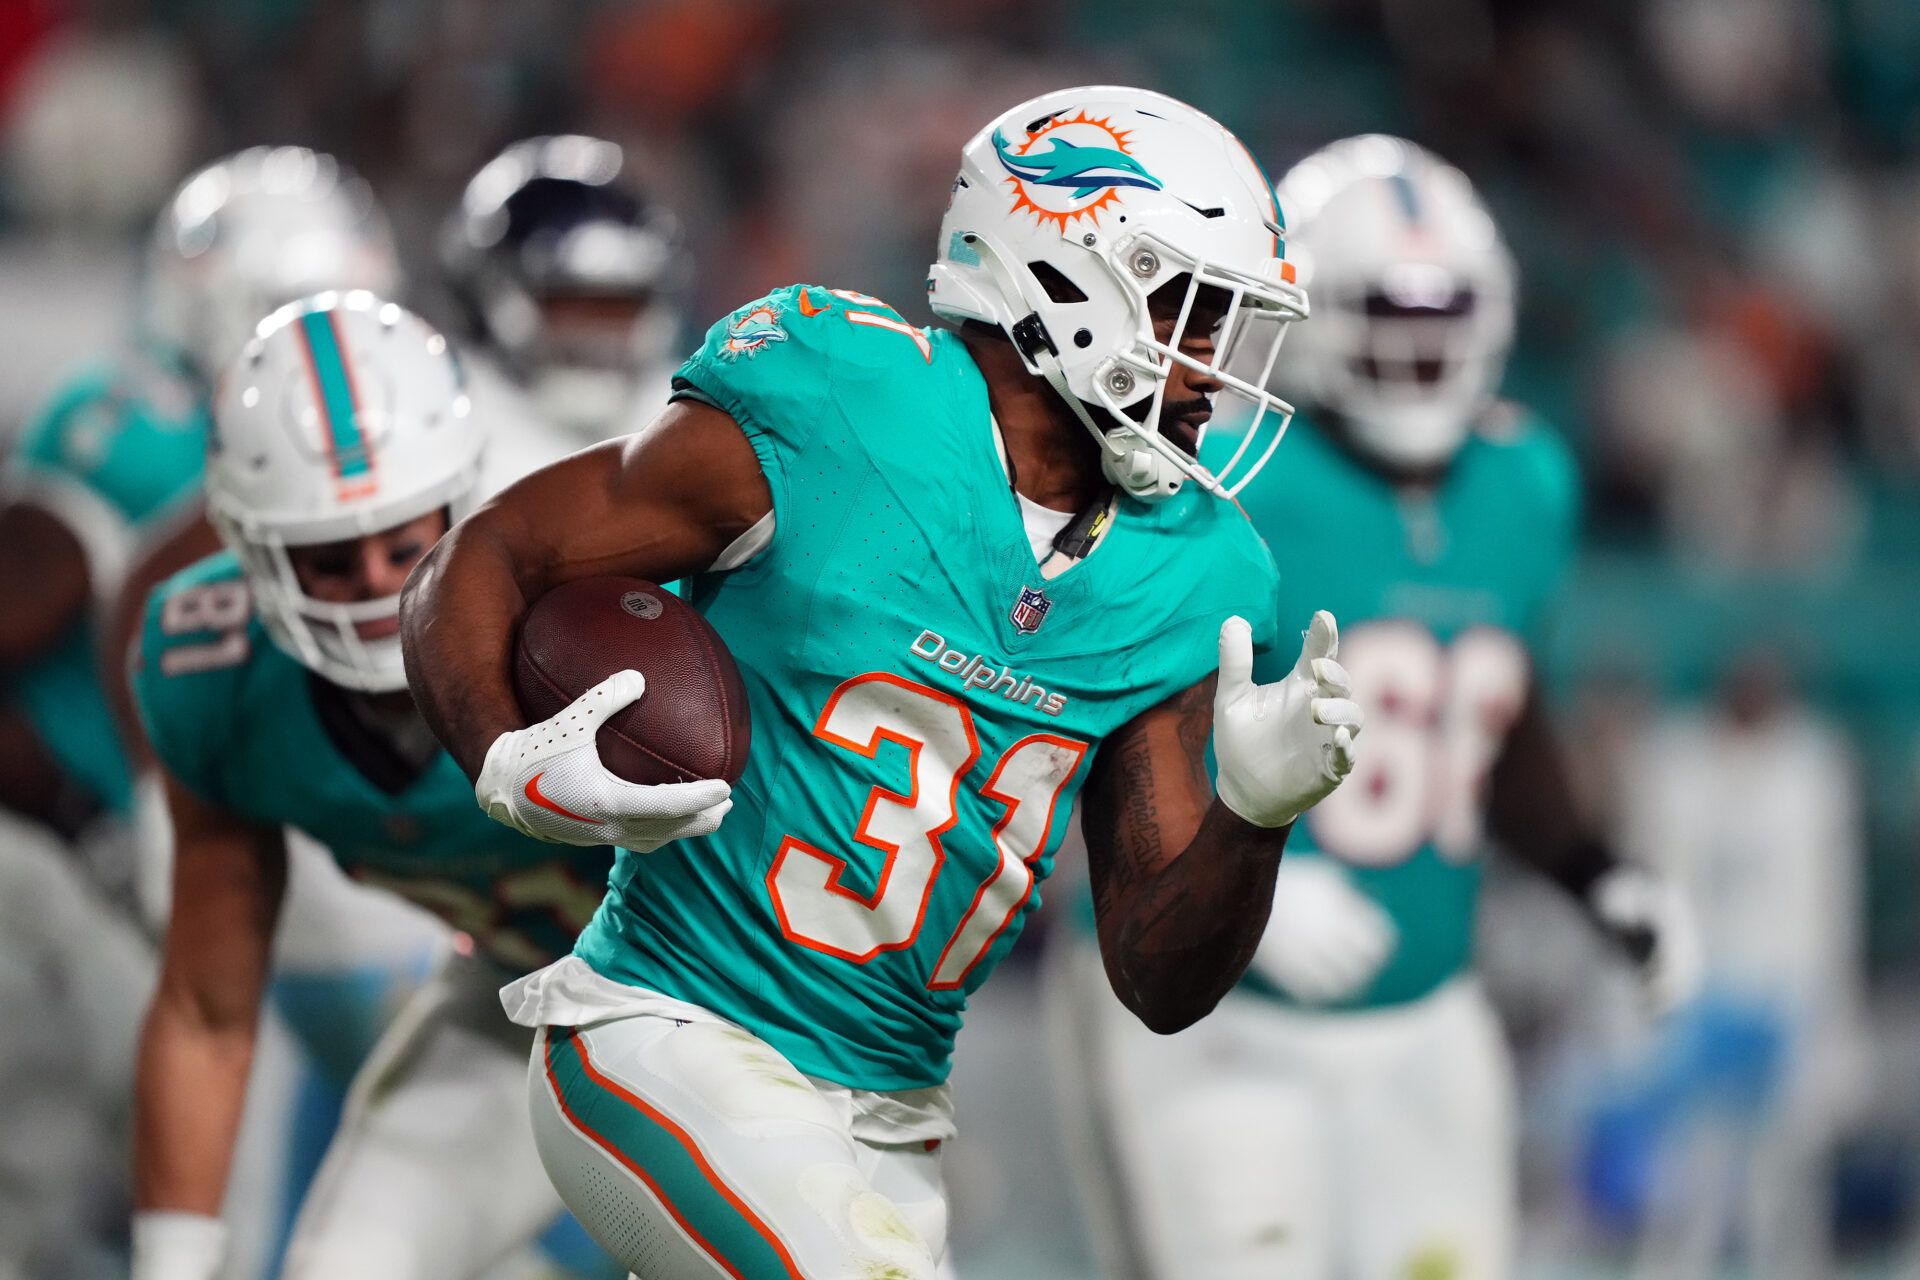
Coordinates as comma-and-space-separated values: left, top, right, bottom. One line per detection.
3, 0, 1920, 1277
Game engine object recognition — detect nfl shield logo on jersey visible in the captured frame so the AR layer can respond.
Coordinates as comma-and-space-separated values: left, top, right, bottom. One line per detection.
1010, 586, 1052, 635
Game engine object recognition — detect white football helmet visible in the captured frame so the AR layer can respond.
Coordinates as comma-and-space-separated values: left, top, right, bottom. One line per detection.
928, 86, 1308, 503
1276, 135, 1515, 472
146, 146, 402, 385
207, 292, 483, 692
441, 135, 684, 438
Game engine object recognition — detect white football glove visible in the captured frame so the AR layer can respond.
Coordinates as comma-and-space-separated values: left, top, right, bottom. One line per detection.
475, 670, 733, 850
1213, 611, 1363, 828
1251, 856, 1397, 1003
1588, 864, 1704, 1016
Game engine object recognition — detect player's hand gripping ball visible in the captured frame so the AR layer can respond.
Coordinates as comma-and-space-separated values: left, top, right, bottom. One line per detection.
474, 578, 750, 849
1212, 610, 1363, 828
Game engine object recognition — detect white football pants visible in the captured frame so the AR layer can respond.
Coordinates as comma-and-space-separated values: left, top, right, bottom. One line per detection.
526, 1012, 950, 1279
1056, 938, 1516, 1280
280, 948, 574, 1279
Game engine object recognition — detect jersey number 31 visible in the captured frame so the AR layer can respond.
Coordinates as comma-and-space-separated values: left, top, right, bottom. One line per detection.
767, 673, 1086, 990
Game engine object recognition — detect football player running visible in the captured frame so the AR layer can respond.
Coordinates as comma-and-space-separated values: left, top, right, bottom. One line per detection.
440, 134, 686, 451
400, 86, 1363, 1279
1063, 136, 1701, 1280
129, 293, 620, 1280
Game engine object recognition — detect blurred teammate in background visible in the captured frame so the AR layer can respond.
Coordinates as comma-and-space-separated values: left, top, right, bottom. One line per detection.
1062, 136, 1701, 1280
0, 146, 441, 1279
129, 292, 618, 1280
440, 133, 685, 453
2, 145, 399, 839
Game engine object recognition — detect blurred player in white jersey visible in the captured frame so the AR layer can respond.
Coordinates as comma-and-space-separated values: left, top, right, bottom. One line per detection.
440, 133, 685, 460
1059, 136, 1702, 1280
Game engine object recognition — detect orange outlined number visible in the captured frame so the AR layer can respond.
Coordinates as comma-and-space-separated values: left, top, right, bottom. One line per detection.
769, 674, 980, 963
930, 733, 1087, 989
798, 288, 934, 363
768, 675, 1088, 983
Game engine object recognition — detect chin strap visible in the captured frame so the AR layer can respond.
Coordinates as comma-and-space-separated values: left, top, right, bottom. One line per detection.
1009, 309, 1182, 504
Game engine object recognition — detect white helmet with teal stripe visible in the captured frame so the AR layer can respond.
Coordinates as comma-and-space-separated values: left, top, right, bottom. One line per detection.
1275, 135, 1516, 473
928, 85, 1308, 503
207, 292, 483, 691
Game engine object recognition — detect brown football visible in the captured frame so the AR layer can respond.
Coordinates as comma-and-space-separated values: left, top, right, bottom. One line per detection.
511, 577, 751, 785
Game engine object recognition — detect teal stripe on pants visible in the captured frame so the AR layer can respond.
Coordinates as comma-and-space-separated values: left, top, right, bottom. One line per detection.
543, 1026, 800, 1279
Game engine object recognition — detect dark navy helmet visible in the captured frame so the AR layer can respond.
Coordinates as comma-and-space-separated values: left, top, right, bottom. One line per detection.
443, 135, 685, 435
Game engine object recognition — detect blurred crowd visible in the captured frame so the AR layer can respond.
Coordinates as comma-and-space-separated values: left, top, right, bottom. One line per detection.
3, 0, 1920, 1277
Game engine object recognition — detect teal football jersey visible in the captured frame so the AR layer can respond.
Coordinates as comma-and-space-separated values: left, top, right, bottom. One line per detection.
5, 348, 209, 813
1202, 409, 1578, 1010
573, 286, 1280, 1090
135, 553, 616, 973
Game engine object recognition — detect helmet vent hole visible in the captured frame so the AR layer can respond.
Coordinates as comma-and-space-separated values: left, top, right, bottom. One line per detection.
1027, 261, 1088, 305
1073, 328, 1093, 348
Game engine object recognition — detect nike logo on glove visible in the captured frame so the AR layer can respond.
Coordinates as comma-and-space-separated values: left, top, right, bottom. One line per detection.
524, 772, 593, 823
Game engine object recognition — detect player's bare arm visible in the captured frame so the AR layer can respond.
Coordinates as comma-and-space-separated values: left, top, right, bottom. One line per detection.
1086, 608, 1363, 1032
400, 400, 771, 780
134, 773, 287, 1214
1085, 677, 1289, 1033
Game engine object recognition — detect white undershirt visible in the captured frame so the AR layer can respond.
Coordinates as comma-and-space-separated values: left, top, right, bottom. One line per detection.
1016, 491, 1074, 565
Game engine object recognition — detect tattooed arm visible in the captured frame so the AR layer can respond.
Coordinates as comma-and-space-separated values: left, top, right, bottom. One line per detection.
1082, 676, 1293, 1034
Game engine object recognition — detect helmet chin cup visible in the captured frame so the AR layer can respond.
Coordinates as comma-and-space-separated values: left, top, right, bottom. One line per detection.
1101, 430, 1185, 501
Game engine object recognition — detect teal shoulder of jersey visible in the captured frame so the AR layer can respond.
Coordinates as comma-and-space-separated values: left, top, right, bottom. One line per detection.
1206, 406, 1577, 667
135, 551, 615, 973
132, 552, 258, 806
14, 346, 209, 527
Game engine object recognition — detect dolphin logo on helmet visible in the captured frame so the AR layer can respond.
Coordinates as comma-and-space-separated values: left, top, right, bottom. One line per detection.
991, 127, 1164, 200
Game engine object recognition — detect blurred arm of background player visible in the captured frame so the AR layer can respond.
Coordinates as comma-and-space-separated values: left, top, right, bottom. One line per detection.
0, 496, 90, 659
100, 504, 221, 768
0, 490, 99, 830
131, 772, 286, 1265
1489, 679, 1700, 1012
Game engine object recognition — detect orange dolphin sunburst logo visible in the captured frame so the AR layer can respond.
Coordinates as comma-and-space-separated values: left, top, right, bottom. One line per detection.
994, 110, 1164, 232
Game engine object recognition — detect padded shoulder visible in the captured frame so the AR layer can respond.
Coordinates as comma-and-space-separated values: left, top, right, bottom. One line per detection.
12, 349, 207, 524
132, 552, 263, 805
1473, 404, 1580, 551
672, 285, 937, 442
